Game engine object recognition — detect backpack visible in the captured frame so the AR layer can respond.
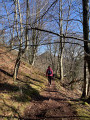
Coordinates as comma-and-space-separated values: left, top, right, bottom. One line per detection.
48, 69, 52, 75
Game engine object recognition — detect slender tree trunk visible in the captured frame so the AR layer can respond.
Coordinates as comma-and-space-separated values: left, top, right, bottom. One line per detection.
13, 0, 19, 81
17, 0, 23, 47
12, 11, 16, 48
82, 59, 87, 97
58, 0, 63, 80
29, 0, 42, 65
13, 0, 26, 81
87, 62, 90, 96
61, 0, 72, 81
26, 0, 29, 50
15, 0, 19, 39
82, 0, 89, 98
13, 51, 21, 81
32, 50, 36, 66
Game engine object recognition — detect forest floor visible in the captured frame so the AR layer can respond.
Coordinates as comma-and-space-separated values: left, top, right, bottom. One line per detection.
24, 80, 84, 120
0, 46, 90, 120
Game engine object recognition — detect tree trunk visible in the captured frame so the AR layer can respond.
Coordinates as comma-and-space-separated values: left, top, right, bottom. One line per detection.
82, 0, 89, 98
59, 0, 63, 80
13, 0, 28, 81
82, 59, 87, 97
17, 0, 23, 47
87, 61, 90, 96
13, 51, 21, 81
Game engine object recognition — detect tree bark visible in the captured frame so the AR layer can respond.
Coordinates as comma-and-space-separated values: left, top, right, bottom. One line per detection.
82, 0, 90, 98
58, 0, 63, 80
13, 51, 21, 81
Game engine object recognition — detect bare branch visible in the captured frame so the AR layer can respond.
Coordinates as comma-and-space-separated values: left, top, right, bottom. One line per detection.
32, 0, 58, 24
29, 27, 90, 43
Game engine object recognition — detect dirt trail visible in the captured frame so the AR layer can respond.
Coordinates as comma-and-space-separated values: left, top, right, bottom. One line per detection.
24, 80, 80, 120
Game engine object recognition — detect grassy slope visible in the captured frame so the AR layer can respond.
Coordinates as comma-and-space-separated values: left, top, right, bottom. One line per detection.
0, 46, 90, 120
56, 80, 90, 120
0, 46, 47, 119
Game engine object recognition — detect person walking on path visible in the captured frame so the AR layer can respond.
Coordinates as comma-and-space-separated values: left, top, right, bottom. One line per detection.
46, 66, 53, 86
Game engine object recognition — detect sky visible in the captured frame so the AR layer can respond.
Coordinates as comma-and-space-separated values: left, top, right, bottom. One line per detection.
0, 0, 90, 54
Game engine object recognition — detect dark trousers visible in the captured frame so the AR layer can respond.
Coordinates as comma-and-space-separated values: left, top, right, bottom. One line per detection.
48, 76, 52, 85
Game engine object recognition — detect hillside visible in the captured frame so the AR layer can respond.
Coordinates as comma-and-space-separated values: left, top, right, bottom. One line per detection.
0, 46, 47, 119
34, 51, 58, 72
0, 46, 90, 120
34, 51, 51, 72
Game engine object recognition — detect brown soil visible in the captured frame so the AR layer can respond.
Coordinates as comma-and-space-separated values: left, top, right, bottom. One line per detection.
24, 80, 80, 120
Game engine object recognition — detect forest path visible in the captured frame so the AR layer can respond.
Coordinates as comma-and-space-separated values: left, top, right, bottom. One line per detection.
24, 80, 80, 120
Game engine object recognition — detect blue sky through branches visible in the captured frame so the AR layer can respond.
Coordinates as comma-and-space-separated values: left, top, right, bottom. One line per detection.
0, 0, 90, 54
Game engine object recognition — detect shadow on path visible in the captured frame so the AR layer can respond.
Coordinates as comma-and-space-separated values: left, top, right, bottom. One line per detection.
23, 80, 82, 120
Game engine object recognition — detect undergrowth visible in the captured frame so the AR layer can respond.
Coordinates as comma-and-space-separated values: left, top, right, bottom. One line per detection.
72, 101, 90, 120
0, 62, 47, 120
55, 79, 90, 120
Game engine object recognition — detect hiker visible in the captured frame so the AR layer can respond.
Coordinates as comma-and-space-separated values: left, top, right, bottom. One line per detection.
46, 66, 53, 86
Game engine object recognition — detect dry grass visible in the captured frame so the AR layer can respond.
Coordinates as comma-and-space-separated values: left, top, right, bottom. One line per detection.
56, 80, 90, 120
0, 46, 47, 120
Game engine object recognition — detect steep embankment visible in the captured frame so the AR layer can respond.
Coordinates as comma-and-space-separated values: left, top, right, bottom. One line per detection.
0, 46, 47, 119
0, 46, 90, 120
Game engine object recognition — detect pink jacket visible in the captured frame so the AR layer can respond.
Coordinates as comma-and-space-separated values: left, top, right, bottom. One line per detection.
46, 67, 53, 76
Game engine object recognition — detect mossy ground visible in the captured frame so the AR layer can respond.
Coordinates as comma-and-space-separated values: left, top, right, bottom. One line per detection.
72, 101, 90, 120
0, 62, 47, 120
55, 80, 90, 120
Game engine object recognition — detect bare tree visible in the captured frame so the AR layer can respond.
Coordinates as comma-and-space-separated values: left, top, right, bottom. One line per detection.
82, 0, 90, 98
13, 0, 27, 81
27, 0, 47, 65
58, 0, 63, 80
